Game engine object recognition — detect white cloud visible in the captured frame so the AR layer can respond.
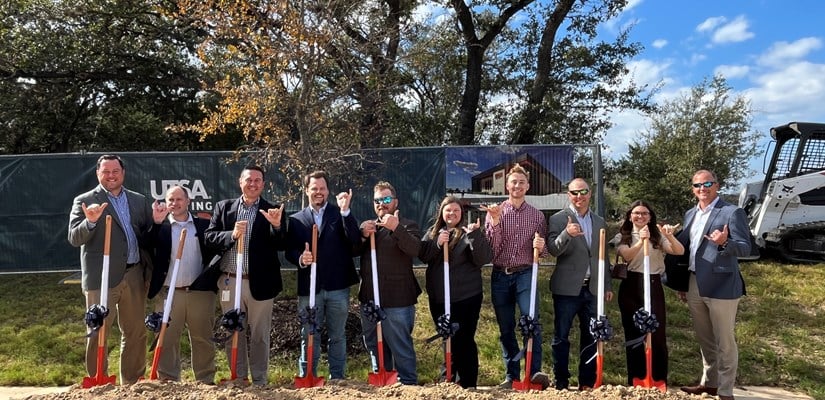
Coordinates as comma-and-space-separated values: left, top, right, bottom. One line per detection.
745, 62, 825, 121
696, 16, 726, 33
711, 15, 754, 44
757, 37, 823, 67
651, 39, 667, 49
714, 64, 750, 79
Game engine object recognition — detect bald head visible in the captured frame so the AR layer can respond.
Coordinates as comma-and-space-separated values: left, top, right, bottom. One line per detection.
165, 186, 191, 221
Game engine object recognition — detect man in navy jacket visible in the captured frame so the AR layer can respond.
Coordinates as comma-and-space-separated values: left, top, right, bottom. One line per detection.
286, 170, 360, 380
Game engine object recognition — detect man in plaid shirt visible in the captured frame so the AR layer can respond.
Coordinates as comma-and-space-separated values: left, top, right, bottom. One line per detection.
483, 163, 550, 390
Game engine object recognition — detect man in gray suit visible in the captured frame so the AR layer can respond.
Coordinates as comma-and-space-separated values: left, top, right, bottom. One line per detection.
678, 170, 750, 400
68, 154, 166, 384
547, 177, 613, 390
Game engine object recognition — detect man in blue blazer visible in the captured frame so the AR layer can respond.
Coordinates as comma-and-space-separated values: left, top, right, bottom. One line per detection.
286, 170, 360, 380
205, 165, 286, 386
677, 170, 750, 400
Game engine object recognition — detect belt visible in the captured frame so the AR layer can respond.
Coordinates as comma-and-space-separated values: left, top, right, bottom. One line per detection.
492, 264, 530, 275
582, 278, 590, 286
225, 272, 249, 280
164, 285, 191, 291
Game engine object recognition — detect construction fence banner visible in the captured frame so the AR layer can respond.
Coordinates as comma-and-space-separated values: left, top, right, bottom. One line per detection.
0, 145, 588, 273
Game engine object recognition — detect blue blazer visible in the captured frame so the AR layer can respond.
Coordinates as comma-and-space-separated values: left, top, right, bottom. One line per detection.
675, 199, 750, 299
286, 203, 360, 296
205, 197, 286, 300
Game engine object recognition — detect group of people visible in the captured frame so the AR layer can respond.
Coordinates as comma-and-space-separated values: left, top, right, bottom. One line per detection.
68, 155, 750, 400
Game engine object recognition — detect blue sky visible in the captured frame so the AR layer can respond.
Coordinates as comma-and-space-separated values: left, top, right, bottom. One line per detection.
602, 0, 825, 183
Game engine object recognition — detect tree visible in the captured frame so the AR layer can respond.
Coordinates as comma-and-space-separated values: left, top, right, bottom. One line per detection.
611, 76, 759, 220
510, 0, 655, 146
0, 0, 221, 154
177, 0, 415, 200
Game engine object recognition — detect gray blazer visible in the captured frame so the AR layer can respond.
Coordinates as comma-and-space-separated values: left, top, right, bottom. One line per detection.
547, 208, 612, 297
68, 185, 154, 291
676, 199, 750, 299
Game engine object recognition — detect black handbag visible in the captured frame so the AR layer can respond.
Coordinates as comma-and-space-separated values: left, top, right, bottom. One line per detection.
610, 253, 628, 280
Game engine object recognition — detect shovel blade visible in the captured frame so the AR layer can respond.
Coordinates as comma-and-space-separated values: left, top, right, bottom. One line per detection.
632, 376, 667, 392
81, 373, 116, 388
368, 369, 398, 387
511, 378, 542, 391
294, 374, 325, 388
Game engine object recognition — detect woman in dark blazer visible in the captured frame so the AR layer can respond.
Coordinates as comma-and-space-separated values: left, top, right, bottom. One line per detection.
419, 195, 492, 388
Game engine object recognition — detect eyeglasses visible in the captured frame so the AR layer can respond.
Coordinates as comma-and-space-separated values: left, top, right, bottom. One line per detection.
373, 196, 394, 205
631, 211, 650, 216
692, 181, 715, 188
568, 189, 590, 196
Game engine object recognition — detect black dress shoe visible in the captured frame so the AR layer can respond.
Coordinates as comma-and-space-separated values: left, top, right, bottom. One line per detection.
680, 385, 718, 396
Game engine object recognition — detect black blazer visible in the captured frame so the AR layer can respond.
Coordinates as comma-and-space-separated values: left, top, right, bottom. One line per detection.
285, 203, 360, 296
205, 197, 286, 300
147, 215, 219, 299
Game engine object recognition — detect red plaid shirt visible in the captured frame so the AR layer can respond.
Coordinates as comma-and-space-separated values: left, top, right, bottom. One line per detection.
485, 200, 547, 267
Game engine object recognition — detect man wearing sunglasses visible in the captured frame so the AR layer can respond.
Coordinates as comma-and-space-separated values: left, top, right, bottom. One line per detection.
546, 177, 613, 390
286, 170, 361, 381
357, 181, 423, 385
676, 170, 750, 400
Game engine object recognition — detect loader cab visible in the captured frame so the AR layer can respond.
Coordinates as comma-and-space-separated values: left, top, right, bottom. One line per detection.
759, 122, 825, 205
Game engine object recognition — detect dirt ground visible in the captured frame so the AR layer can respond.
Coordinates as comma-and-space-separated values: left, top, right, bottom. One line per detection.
27, 380, 700, 400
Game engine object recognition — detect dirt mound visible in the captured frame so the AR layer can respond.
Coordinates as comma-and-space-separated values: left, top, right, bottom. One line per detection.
29, 380, 697, 400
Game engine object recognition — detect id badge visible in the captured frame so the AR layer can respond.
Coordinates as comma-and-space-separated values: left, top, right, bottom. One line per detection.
221, 290, 230, 302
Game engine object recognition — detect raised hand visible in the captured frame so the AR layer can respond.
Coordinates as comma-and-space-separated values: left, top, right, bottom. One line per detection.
259, 203, 285, 228
566, 215, 583, 237
82, 202, 109, 224
657, 223, 681, 237
462, 218, 481, 234
704, 224, 729, 245
377, 210, 400, 231
152, 200, 169, 224
337, 189, 353, 212
480, 203, 501, 225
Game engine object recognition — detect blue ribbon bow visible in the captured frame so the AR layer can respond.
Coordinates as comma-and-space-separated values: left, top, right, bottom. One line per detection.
589, 315, 614, 341
84, 304, 109, 337
298, 305, 319, 334
360, 300, 386, 324
144, 311, 165, 333
633, 308, 659, 333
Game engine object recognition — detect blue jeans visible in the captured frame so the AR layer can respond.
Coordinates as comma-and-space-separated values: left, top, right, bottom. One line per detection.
552, 288, 596, 387
298, 287, 350, 379
360, 305, 418, 384
490, 269, 543, 381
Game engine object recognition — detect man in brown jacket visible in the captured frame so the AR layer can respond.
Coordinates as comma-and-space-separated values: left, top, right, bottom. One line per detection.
357, 181, 422, 385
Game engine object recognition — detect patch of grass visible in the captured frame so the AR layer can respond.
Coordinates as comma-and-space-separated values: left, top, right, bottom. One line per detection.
1, 259, 824, 399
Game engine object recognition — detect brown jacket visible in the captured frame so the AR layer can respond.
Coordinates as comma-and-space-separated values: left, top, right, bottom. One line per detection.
357, 217, 422, 308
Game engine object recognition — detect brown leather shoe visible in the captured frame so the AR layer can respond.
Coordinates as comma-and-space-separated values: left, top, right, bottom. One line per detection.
679, 385, 718, 396
718, 396, 734, 400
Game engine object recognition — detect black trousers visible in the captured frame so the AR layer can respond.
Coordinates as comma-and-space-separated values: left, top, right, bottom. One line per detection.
429, 292, 483, 388
618, 271, 668, 385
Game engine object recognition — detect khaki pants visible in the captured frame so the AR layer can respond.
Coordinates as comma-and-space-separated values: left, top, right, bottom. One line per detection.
84, 266, 147, 384
219, 274, 273, 385
687, 274, 740, 397
152, 287, 216, 383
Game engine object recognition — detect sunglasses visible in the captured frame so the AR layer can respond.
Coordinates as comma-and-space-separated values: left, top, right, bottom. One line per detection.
373, 196, 394, 205
692, 181, 715, 188
568, 189, 590, 196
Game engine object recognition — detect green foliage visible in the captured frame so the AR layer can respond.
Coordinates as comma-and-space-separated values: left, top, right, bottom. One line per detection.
0, 0, 228, 154
610, 76, 760, 220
